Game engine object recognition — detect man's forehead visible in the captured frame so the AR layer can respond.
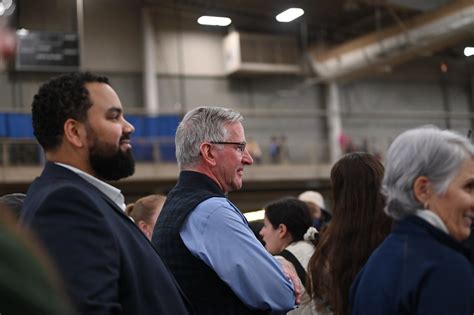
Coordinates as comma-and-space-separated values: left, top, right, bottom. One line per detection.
225, 121, 244, 130
85, 81, 112, 95
225, 122, 245, 136
85, 82, 123, 110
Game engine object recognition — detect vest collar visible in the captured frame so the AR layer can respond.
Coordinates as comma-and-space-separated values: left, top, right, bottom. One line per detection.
177, 171, 226, 197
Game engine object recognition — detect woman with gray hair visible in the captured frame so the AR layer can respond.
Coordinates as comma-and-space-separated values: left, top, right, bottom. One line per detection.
350, 126, 474, 315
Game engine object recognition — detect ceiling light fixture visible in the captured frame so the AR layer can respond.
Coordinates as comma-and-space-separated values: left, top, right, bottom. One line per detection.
464, 47, 474, 57
0, 0, 14, 17
197, 16, 232, 27
276, 8, 304, 23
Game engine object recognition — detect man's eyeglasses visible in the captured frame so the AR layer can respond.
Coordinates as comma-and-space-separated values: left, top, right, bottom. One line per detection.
210, 141, 247, 153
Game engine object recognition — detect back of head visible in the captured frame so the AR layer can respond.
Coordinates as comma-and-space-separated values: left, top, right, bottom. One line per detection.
298, 190, 331, 221
384, 126, 474, 220
32, 72, 109, 151
175, 106, 242, 169
330, 152, 387, 233
298, 191, 326, 211
264, 197, 313, 242
125, 194, 166, 225
0, 193, 26, 219
308, 152, 391, 315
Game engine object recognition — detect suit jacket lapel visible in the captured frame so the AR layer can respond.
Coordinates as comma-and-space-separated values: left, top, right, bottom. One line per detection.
42, 162, 131, 221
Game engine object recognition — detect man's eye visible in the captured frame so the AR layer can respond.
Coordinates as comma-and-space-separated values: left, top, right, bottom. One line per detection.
465, 182, 474, 192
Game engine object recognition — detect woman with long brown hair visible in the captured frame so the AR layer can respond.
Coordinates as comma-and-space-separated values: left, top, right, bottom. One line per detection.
307, 152, 391, 315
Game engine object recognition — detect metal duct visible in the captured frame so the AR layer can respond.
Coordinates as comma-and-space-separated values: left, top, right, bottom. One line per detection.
309, 0, 474, 81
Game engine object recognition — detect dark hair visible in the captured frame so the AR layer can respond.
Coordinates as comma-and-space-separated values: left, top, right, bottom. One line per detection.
307, 152, 391, 315
0, 193, 26, 219
264, 197, 313, 242
32, 72, 109, 151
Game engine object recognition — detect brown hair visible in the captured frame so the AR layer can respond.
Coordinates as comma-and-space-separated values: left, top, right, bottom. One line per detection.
307, 152, 391, 315
125, 194, 166, 225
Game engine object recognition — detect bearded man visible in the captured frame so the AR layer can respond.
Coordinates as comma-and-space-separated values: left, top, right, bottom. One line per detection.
21, 72, 191, 315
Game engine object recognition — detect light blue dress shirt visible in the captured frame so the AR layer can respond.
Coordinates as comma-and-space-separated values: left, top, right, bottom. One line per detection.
180, 197, 296, 314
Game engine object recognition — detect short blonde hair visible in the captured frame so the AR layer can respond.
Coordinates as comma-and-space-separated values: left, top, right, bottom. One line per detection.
125, 194, 166, 224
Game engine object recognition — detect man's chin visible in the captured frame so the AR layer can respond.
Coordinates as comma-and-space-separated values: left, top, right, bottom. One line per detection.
232, 181, 243, 191
89, 152, 135, 181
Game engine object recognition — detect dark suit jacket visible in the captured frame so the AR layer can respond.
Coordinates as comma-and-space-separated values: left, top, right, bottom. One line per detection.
21, 162, 191, 315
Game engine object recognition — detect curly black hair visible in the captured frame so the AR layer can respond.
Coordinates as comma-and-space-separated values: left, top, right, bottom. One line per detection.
31, 72, 109, 150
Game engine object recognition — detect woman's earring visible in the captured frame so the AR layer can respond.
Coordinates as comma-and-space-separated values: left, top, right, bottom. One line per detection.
424, 201, 429, 209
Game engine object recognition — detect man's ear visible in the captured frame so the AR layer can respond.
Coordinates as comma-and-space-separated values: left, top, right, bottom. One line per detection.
63, 118, 85, 148
413, 176, 431, 204
278, 224, 288, 239
200, 142, 217, 166
138, 220, 151, 238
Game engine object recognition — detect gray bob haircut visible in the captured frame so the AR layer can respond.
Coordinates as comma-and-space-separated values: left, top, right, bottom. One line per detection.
383, 125, 474, 220
175, 106, 243, 169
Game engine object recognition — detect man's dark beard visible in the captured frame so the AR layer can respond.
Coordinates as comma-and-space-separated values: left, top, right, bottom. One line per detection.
87, 133, 135, 181
89, 145, 135, 181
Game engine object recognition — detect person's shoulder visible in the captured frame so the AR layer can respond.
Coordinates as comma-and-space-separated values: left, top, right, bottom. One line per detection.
406, 232, 473, 283
23, 178, 104, 221
194, 197, 243, 224
286, 240, 315, 254
433, 243, 473, 272
196, 196, 234, 213
29, 177, 96, 201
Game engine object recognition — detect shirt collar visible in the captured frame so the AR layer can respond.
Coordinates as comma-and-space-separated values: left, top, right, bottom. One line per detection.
54, 162, 126, 211
415, 209, 449, 235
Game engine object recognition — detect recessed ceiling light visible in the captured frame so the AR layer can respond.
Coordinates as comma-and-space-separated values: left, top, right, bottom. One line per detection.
276, 8, 304, 23
464, 47, 474, 57
197, 16, 232, 27
0, 0, 14, 16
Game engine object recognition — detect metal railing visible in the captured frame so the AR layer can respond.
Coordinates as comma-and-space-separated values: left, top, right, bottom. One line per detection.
0, 137, 326, 167
0, 137, 179, 167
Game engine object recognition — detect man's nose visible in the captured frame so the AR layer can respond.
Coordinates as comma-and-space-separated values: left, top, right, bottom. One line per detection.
243, 148, 253, 165
123, 118, 135, 135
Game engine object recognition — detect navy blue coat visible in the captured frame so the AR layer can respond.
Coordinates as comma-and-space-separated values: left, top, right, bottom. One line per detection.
21, 162, 191, 315
350, 216, 474, 315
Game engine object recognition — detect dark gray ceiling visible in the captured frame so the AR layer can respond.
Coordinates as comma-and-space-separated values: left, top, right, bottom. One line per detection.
142, 0, 443, 44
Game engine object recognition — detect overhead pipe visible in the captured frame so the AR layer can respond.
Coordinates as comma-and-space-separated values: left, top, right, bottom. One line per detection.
310, 0, 474, 81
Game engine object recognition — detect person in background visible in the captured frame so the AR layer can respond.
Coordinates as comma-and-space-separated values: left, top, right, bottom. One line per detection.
279, 135, 290, 164
350, 126, 474, 314
0, 193, 26, 219
307, 152, 391, 315
153, 106, 301, 314
298, 191, 331, 230
126, 194, 166, 240
246, 137, 263, 165
260, 196, 318, 315
0, 15, 15, 59
270, 135, 281, 164
20, 72, 190, 315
